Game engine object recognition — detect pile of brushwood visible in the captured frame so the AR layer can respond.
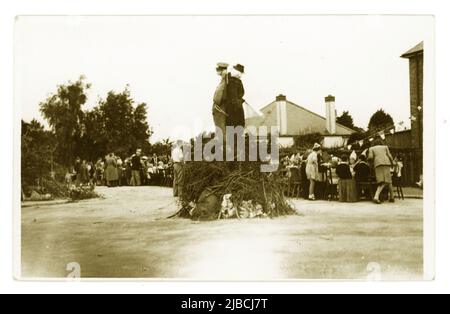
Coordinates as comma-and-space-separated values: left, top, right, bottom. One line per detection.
172, 161, 295, 221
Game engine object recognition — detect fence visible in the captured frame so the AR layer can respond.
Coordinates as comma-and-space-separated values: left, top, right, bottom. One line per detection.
385, 130, 422, 186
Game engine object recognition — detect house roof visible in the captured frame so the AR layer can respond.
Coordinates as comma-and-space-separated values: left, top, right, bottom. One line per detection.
287, 101, 355, 134
254, 99, 355, 136
401, 42, 424, 58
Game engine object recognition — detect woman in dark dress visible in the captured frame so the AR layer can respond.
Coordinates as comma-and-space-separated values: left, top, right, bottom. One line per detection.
354, 154, 372, 200
336, 155, 358, 203
226, 65, 246, 128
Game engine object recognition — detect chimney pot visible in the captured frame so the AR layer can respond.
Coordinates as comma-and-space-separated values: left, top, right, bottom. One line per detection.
325, 95, 335, 103
276, 94, 287, 101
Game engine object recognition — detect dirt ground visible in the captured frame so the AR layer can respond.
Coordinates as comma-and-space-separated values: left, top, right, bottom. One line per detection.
21, 186, 423, 280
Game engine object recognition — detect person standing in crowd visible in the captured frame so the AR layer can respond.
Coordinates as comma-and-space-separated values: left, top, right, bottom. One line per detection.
212, 62, 229, 137
300, 150, 310, 199
124, 158, 132, 186
142, 157, 150, 185
116, 156, 123, 187
74, 157, 81, 184
329, 156, 340, 186
368, 138, 395, 204
336, 155, 358, 203
416, 175, 424, 189
393, 155, 404, 181
315, 148, 327, 199
150, 154, 158, 166
87, 161, 96, 185
227, 64, 246, 129
80, 160, 90, 185
105, 153, 119, 187
306, 143, 321, 201
130, 149, 142, 186
172, 140, 185, 198
354, 154, 372, 200
95, 158, 104, 186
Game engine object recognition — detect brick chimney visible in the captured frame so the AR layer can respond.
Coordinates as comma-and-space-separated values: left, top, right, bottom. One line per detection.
325, 95, 336, 134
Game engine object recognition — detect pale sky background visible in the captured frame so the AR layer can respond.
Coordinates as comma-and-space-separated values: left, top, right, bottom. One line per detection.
15, 15, 433, 142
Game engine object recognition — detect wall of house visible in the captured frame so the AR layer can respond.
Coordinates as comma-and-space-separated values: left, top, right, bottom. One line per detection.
260, 102, 279, 128
278, 137, 295, 148
323, 136, 349, 149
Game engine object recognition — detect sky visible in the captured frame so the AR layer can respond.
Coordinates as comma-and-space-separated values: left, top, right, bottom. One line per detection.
15, 15, 433, 142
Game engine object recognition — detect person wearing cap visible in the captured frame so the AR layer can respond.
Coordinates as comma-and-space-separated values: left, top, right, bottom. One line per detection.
226, 64, 246, 128
305, 143, 322, 200
212, 62, 229, 137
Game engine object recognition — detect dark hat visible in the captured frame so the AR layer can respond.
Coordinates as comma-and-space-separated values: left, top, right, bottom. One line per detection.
233, 64, 245, 73
216, 62, 229, 70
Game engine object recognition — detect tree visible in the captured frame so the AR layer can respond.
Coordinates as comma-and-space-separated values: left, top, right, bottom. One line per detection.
21, 119, 56, 187
99, 89, 136, 155
40, 76, 90, 166
131, 102, 153, 153
79, 87, 153, 159
79, 106, 106, 161
39, 77, 153, 164
336, 111, 355, 130
150, 138, 173, 157
368, 109, 394, 133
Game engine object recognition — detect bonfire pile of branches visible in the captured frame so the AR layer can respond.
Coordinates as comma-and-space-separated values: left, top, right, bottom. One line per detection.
173, 161, 295, 221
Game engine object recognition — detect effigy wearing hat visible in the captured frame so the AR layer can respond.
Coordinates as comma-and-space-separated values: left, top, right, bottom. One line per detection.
216, 62, 229, 70
233, 63, 245, 73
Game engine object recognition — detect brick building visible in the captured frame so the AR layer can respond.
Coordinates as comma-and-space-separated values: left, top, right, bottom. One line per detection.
401, 42, 424, 153
385, 42, 424, 184
401, 42, 423, 182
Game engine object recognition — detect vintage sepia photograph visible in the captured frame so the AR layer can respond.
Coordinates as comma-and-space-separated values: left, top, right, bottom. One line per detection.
14, 15, 434, 280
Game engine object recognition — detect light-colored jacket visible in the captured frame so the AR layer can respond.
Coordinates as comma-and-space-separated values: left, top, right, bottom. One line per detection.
213, 77, 227, 111
305, 151, 319, 180
368, 145, 394, 168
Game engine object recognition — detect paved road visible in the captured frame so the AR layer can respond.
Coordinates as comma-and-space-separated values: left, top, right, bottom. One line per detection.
21, 186, 423, 280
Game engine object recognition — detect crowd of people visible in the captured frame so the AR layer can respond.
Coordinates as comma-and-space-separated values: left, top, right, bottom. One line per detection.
66, 137, 405, 206
280, 138, 404, 204
66, 149, 174, 188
